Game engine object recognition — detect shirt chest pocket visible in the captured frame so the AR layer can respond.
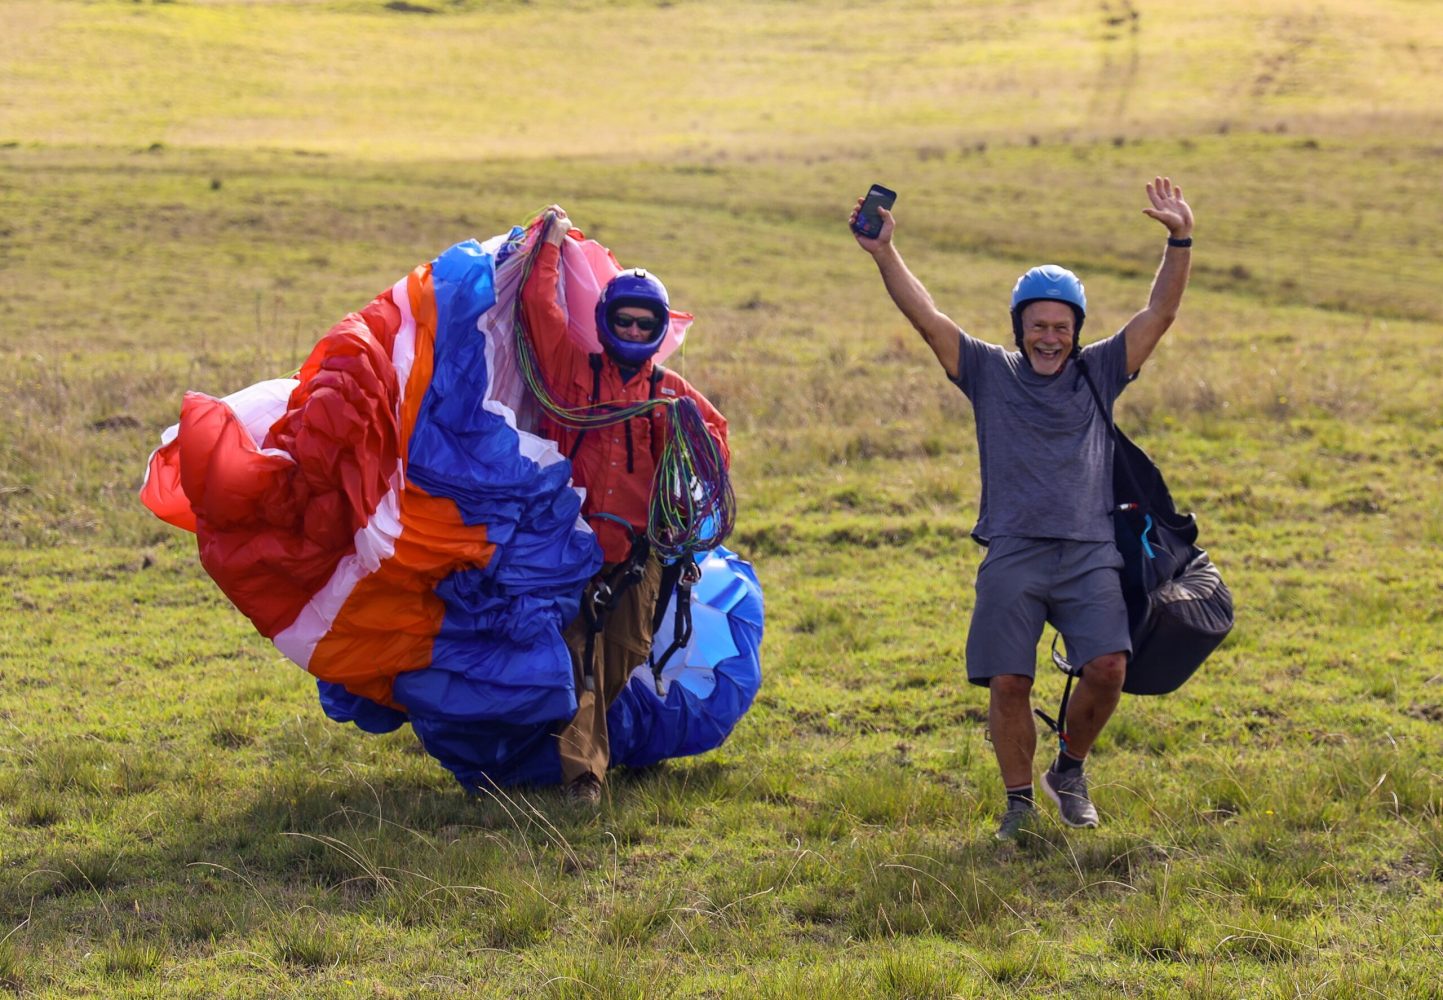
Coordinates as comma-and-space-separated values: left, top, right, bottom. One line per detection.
565, 368, 599, 409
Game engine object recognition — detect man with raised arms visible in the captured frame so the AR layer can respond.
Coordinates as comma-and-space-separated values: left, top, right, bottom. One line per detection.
851, 178, 1194, 838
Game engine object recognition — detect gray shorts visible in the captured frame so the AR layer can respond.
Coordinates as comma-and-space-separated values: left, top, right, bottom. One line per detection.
966, 536, 1131, 686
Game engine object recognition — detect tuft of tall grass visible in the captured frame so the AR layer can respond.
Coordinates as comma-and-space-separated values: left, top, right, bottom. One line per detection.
483, 886, 559, 951
166, 898, 239, 945
15, 793, 64, 829
535, 951, 672, 1000
270, 916, 346, 971
98, 932, 163, 978
596, 887, 678, 948
975, 936, 1060, 989
841, 842, 1019, 940
876, 947, 970, 999
1110, 900, 1193, 962
1062, 831, 1172, 888
1416, 815, 1443, 882
822, 764, 960, 830
748, 962, 871, 999
45, 852, 131, 898
0, 931, 26, 994
1209, 909, 1312, 963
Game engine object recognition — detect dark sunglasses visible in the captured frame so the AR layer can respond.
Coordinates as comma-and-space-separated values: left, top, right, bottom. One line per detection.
612, 315, 660, 333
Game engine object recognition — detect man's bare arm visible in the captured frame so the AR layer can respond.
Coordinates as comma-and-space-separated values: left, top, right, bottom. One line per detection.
1122, 177, 1194, 374
851, 202, 962, 380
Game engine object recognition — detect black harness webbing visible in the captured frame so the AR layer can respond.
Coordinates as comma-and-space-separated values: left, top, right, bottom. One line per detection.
648, 554, 700, 694
1033, 635, 1082, 753
579, 531, 652, 688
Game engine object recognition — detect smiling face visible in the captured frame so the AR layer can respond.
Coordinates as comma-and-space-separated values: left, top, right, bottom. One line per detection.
1019, 300, 1077, 377
611, 305, 662, 343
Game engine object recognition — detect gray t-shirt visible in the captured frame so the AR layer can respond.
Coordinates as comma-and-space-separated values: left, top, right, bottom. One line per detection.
950, 330, 1132, 544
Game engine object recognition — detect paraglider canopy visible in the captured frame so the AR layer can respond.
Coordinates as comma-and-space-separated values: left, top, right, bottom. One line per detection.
138, 223, 762, 791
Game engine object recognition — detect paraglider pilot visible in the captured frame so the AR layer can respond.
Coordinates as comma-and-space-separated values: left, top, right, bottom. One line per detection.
851, 178, 1194, 839
523, 206, 731, 805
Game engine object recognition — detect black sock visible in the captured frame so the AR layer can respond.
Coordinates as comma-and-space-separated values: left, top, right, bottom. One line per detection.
1005, 784, 1034, 809
1054, 750, 1085, 774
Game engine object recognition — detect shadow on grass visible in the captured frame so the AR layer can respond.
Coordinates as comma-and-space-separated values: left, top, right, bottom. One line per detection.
2, 751, 742, 937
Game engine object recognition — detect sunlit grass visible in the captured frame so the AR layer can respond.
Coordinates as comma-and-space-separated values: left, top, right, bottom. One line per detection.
3, 0, 1443, 995
3, 0, 1441, 160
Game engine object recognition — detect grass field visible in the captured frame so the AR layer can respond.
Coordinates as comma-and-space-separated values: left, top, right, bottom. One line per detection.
2, 1, 1443, 996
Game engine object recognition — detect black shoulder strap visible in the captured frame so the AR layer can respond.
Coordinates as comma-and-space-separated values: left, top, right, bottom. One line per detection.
1075, 355, 1146, 505
1073, 355, 1114, 435
567, 354, 607, 462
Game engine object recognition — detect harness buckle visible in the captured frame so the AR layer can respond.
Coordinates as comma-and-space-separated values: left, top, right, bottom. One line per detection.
680, 558, 702, 586
589, 581, 613, 622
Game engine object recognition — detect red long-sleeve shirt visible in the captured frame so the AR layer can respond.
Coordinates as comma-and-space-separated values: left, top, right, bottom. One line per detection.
521, 243, 729, 564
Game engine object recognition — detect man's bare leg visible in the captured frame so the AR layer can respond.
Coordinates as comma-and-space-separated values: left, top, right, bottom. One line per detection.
1061, 652, 1127, 759
988, 674, 1037, 787
1041, 651, 1126, 828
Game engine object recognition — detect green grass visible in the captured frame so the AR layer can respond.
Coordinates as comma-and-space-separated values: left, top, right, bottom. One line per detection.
3, 0, 1443, 995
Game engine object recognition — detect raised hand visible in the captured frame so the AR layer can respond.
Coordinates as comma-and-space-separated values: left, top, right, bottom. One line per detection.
850, 197, 895, 253
1142, 177, 1193, 239
542, 204, 572, 246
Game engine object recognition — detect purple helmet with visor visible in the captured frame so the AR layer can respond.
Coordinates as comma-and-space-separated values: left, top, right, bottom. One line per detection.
595, 268, 670, 366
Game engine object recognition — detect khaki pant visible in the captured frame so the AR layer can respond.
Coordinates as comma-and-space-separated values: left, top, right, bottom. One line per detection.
558, 557, 663, 785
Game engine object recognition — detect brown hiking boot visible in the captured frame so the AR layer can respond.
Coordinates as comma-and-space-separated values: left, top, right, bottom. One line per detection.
565, 773, 602, 806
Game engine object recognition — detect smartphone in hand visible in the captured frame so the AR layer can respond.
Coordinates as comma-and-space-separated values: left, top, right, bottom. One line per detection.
852, 183, 897, 239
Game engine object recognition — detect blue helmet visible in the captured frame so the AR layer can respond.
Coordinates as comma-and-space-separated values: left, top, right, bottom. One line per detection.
595, 268, 670, 366
1009, 265, 1086, 353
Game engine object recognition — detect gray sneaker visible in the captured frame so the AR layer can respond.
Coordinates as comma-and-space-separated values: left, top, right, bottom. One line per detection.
1042, 766, 1099, 828
994, 801, 1038, 841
